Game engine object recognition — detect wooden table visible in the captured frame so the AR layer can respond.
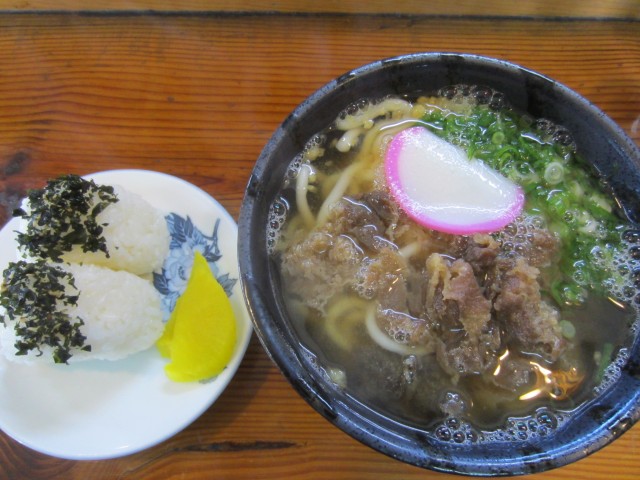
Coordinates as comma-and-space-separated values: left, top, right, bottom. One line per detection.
0, 2, 639, 479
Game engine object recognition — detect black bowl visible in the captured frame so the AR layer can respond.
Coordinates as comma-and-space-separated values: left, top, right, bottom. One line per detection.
238, 53, 640, 476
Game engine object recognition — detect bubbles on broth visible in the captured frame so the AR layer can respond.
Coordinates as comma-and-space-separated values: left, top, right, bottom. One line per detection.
438, 84, 508, 112
335, 96, 414, 133
538, 120, 576, 150
480, 410, 567, 443
594, 347, 630, 396
432, 406, 566, 445
341, 98, 371, 117
591, 227, 640, 314
434, 416, 479, 444
619, 229, 640, 306
266, 197, 289, 253
302, 134, 327, 162
495, 213, 548, 257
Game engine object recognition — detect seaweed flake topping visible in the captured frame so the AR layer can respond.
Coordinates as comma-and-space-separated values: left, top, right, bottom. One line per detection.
0, 260, 90, 364
13, 174, 119, 262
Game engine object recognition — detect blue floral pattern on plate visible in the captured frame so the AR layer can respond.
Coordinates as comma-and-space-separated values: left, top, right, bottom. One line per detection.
153, 213, 237, 320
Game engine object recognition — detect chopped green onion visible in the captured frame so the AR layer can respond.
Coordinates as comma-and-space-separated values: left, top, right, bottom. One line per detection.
544, 161, 565, 185
559, 320, 576, 339
491, 131, 505, 145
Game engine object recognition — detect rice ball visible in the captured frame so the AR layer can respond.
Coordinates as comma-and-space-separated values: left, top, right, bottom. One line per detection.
0, 262, 164, 364
17, 183, 170, 276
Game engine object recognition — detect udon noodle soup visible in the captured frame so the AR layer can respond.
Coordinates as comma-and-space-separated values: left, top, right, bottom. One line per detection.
268, 85, 640, 439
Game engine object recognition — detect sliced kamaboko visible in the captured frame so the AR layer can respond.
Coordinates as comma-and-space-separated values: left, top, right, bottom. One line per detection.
384, 126, 525, 235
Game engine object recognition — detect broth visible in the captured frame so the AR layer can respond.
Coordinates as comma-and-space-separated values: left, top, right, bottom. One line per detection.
268, 87, 640, 436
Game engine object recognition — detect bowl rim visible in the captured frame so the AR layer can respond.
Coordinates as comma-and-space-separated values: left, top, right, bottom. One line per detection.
238, 52, 640, 476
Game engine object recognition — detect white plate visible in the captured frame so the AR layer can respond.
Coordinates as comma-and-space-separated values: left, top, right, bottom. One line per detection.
0, 169, 252, 460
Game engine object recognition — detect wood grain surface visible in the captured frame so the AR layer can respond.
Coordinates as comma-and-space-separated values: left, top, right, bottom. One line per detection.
0, 10, 639, 480
0, 0, 639, 19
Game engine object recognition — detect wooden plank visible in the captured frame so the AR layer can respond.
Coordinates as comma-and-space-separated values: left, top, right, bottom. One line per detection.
0, 0, 638, 19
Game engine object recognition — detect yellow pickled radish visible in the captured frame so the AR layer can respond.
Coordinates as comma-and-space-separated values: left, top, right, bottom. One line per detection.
156, 251, 237, 382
